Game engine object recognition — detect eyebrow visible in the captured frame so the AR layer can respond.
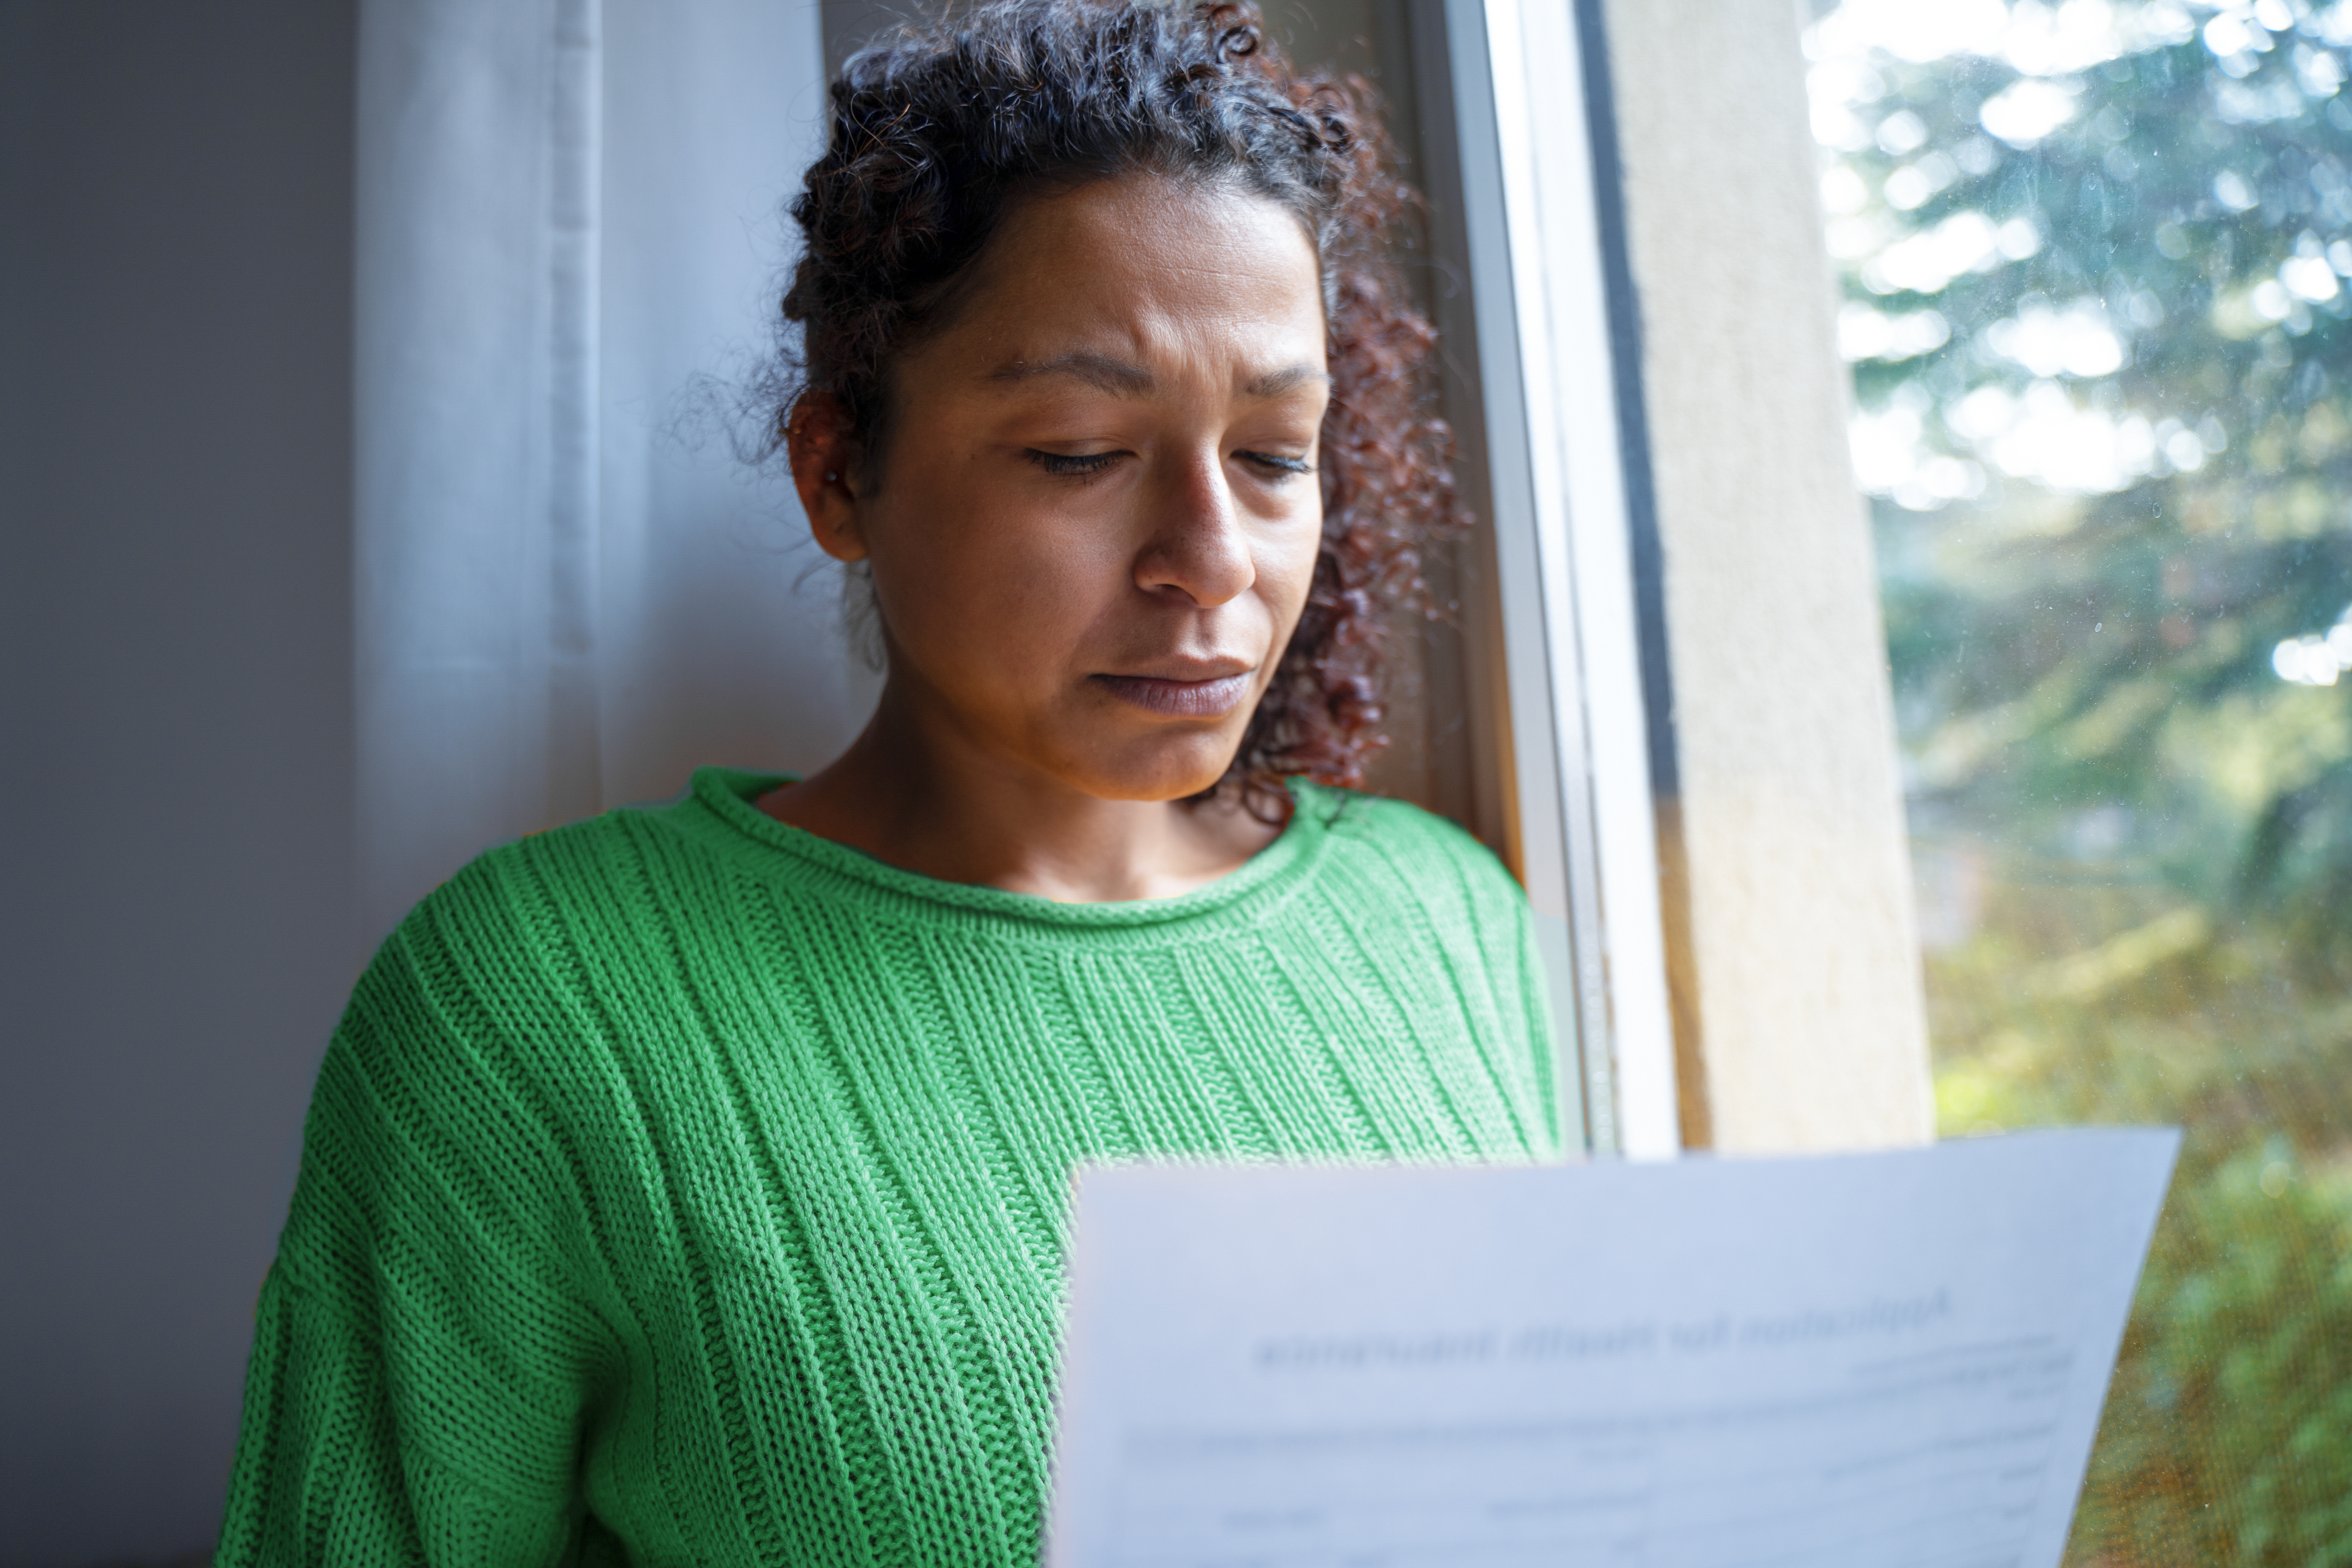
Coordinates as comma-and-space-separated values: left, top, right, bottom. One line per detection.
984, 353, 1331, 400
1243, 363, 1330, 399
987, 352, 1154, 396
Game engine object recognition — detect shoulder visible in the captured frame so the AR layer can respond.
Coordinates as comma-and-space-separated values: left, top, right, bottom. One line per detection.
1278, 787, 1555, 1133
1290, 783, 1527, 926
1295, 783, 1513, 880
391, 805, 669, 967
341, 768, 812, 1075
284, 802, 719, 1266
323, 797, 727, 1142
380, 771, 772, 990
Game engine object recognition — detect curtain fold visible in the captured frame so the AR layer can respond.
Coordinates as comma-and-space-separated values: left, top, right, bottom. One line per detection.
356, 0, 863, 936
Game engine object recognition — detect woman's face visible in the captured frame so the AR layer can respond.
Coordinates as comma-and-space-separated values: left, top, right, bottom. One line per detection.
806, 175, 1330, 803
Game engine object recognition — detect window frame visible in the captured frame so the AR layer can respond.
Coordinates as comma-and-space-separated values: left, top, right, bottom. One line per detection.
1420, 0, 1681, 1160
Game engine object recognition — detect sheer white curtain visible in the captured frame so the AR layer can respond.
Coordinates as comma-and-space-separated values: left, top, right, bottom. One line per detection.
355, 0, 871, 936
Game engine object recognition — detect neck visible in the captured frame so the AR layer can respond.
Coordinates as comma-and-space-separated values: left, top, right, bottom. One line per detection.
757, 681, 1281, 903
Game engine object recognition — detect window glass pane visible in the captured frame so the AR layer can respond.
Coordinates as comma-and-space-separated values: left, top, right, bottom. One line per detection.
1806, 4, 2352, 1560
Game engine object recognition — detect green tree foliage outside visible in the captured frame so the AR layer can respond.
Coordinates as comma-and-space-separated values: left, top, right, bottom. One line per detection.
1807, 1, 2352, 1560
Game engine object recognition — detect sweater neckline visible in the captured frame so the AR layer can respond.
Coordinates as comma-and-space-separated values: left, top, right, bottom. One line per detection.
674, 765, 1335, 933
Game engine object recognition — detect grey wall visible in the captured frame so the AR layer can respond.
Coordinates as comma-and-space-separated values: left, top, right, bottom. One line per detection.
0, 4, 360, 1564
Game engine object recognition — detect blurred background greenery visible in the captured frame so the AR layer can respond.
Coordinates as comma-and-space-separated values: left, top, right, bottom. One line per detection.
1806, 1, 2352, 1560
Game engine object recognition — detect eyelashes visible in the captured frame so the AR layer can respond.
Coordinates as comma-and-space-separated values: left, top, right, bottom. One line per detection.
1027, 450, 1120, 478
1023, 450, 1316, 480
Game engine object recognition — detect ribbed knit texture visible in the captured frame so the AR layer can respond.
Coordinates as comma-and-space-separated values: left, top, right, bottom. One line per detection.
218, 767, 1560, 1566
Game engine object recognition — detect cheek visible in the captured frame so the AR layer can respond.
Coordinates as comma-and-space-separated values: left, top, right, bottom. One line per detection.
1261, 518, 1327, 639
869, 478, 1131, 670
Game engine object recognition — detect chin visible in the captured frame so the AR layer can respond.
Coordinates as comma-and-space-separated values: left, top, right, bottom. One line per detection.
1074, 733, 1244, 803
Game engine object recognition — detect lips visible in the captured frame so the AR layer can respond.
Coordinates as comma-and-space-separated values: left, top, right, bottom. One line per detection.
1092, 671, 1255, 719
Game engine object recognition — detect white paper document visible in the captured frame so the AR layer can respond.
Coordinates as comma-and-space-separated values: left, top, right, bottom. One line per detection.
1049, 1129, 2178, 1568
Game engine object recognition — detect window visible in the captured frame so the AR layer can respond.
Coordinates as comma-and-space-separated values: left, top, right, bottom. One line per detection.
1811, 2, 2352, 1557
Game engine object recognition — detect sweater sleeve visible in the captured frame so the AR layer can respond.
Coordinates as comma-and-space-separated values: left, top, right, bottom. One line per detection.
217, 889, 613, 1566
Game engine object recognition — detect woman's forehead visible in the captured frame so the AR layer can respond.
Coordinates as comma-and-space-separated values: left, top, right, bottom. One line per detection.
923, 178, 1327, 385
979, 351, 1330, 401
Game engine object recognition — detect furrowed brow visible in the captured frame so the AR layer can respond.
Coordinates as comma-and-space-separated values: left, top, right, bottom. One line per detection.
987, 352, 1155, 396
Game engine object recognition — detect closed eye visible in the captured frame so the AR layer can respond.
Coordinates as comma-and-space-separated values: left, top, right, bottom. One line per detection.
1025, 449, 1122, 478
1024, 448, 1313, 479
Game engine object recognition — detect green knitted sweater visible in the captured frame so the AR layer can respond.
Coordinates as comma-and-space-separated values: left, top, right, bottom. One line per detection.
219, 767, 1560, 1566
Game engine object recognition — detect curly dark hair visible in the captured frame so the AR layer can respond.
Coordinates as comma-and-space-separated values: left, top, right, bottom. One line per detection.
773, 0, 1465, 809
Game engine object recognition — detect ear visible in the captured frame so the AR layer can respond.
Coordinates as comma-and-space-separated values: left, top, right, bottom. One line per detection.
786, 392, 868, 563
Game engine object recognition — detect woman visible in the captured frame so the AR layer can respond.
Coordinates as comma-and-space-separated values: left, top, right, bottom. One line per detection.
217, 2, 1560, 1562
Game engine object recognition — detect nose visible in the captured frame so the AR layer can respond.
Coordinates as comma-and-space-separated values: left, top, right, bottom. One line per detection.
1132, 451, 1256, 608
